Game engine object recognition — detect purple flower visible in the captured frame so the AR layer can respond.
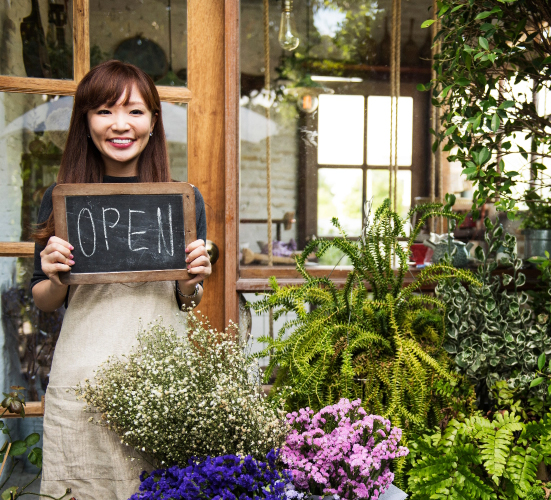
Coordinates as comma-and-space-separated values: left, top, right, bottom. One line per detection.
128, 450, 292, 500
280, 399, 409, 499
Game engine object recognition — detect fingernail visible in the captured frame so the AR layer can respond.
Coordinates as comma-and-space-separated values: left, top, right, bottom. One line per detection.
69, 254, 74, 259
70, 245, 74, 250
69, 260, 75, 265
185, 248, 189, 253
186, 258, 190, 263
187, 265, 190, 270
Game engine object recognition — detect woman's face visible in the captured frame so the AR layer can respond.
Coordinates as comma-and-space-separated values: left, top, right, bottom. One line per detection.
87, 83, 157, 176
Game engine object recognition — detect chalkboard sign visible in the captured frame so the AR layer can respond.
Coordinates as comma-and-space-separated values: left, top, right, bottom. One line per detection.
52, 183, 197, 284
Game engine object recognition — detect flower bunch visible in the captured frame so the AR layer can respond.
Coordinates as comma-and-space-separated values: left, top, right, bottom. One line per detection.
129, 449, 291, 500
281, 399, 408, 500
75, 311, 287, 465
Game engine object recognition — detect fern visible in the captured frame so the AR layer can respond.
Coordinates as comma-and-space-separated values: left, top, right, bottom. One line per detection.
249, 199, 481, 441
408, 411, 551, 500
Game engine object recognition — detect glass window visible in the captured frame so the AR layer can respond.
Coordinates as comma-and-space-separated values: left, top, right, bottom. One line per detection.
317, 95, 365, 166
0, 0, 74, 79
366, 96, 413, 167
318, 168, 362, 236
89, 0, 187, 86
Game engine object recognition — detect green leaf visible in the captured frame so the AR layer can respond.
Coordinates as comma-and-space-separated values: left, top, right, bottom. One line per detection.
476, 11, 494, 20
491, 113, 500, 132
24, 433, 40, 447
417, 83, 426, 92
421, 19, 435, 28
8, 440, 27, 456
479, 37, 489, 50
499, 100, 515, 110
1, 487, 18, 500
539, 353, 547, 371
27, 447, 42, 468
445, 125, 458, 136
462, 166, 478, 176
530, 377, 545, 388
457, 77, 471, 86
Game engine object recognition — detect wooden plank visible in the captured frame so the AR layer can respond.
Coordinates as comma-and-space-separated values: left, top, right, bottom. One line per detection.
0, 76, 76, 96
188, 0, 225, 331
0, 242, 35, 258
225, 0, 240, 327
157, 86, 192, 103
73, 0, 90, 82
1, 399, 44, 419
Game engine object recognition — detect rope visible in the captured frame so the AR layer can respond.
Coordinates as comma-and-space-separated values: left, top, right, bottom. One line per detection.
389, 0, 401, 213
430, 0, 437, 231
263, 0, 273, 266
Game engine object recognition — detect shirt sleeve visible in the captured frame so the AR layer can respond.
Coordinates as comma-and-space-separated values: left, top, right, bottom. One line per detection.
194, 186, 207, 244
30, 183, 56, 290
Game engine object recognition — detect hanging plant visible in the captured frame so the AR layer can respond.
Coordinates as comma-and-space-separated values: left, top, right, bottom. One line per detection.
420, 0, 551, 216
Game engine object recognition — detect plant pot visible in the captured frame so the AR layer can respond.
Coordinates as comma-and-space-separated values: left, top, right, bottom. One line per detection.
524, 229, 551, 259
307, 484, 407, 500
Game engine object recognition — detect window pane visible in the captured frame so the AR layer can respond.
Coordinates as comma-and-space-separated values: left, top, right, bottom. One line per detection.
366, 96, 413, 166
318, 95, 365, 166
0, 0, 73, 79
163, 102, 188, 181
90, 0, 187, 86
318, 168, 362, 236
367, 170, 412, 220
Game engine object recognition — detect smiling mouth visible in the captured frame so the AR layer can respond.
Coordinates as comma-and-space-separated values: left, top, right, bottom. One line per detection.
108, 138, 134, 144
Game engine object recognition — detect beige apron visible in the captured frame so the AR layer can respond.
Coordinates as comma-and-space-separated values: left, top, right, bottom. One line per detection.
40, 281, 184, 500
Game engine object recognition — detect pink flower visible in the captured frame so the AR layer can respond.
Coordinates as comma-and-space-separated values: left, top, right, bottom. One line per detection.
280, 399, 409, 499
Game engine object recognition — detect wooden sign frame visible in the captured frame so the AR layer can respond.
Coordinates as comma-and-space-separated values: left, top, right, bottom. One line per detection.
52, 182, 197, 285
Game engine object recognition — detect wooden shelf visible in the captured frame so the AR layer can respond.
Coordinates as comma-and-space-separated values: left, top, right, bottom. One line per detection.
237, 264, 542, 292
1, 399, 44, 419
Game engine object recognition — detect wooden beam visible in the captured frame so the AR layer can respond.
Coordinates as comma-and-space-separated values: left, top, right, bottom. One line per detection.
157, 86, 192, 103
0, 76, 76, 96
0, 242, 34, 258
188, 0, 226, 331
73, 0, 90, 82
225, 0, 240, 327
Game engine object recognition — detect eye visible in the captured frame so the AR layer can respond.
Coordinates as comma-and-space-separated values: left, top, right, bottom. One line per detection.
97, 109, 111, 115
130, 109, 145, 115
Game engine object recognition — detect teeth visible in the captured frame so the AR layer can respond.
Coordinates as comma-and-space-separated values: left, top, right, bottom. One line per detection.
110, 139, 132, 144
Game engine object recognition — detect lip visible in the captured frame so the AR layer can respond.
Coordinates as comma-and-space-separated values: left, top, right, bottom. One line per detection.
107, 138, 136, 149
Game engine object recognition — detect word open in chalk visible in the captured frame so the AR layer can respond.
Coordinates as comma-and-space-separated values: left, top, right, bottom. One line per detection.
65, 194, 187, 274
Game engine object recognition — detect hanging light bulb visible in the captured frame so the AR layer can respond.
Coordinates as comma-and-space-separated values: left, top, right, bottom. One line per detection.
278, 0, 299, 51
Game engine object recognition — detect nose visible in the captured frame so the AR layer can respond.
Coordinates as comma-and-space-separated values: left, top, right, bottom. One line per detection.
111, 111, 130, 132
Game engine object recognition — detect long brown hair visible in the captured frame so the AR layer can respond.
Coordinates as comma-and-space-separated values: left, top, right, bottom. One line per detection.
34, 60, 171, 245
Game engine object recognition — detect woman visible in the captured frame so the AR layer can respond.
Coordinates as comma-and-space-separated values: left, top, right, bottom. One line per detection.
31, 61, 211, 499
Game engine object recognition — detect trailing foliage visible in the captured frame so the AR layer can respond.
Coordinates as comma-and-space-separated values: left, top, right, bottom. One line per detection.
250, 200, 479, 436
407, 411, 551, 499
436, 217, 551, 392
420, 0, 551, 214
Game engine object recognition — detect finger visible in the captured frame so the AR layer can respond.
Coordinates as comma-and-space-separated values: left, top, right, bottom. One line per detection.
187, 266, 210, 276
186, 246, 209, 264
48, 250, 74, 266
185, 239, 205, 253
46, 244, 73, 259
184, 275, 204, 286
48, 236, 74, 251
187, 255, 211, 269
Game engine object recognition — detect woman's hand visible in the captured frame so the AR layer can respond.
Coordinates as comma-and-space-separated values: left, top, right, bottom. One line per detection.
184, 239, 212, 288
40, 236, 75, 286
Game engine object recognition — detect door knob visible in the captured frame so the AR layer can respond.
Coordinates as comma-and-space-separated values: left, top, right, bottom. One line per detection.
206, 240, 220, 265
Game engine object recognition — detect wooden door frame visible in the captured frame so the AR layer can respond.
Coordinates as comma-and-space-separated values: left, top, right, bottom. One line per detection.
224, 0, 240, 327
0, 0, 240, 332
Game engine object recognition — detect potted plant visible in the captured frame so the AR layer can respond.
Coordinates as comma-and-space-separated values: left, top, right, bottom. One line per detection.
250, 200, 479, 443
281, 398, 409, 500
521, 198, 551, 259
436, 217, 551, 399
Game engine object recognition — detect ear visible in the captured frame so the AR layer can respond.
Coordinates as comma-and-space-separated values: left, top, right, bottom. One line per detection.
150, 112, 158, 133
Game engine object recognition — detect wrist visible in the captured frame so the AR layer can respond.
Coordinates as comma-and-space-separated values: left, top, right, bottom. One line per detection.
176, 281, 199, 298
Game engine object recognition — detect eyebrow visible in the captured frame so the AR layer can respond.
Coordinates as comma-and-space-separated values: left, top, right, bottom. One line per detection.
124, 101, 147, 107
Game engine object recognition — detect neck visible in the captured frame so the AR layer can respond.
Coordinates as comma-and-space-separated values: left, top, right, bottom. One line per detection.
103, 158, 139, 177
